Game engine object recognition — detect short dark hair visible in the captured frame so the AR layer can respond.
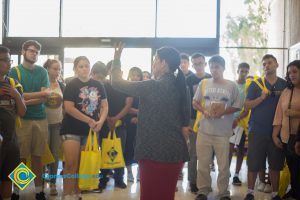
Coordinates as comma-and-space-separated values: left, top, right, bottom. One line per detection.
180, 53, 189, 61
262, 54, 277, 63
22, 40, 42, 51
191, 53, 205, 60
209, 55, 225, 68
91, 61, 107, 77
238, 62, 250, 70
0, 45, 10, 54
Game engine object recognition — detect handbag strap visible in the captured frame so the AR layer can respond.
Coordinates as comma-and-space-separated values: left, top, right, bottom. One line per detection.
85, 129, 93, 151
288, 88, 294, 135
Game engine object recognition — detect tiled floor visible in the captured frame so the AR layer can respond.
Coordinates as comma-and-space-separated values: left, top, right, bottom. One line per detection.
18, 160, 273, 200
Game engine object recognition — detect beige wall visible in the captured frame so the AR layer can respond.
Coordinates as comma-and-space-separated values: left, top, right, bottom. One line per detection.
267, 0, 300, 75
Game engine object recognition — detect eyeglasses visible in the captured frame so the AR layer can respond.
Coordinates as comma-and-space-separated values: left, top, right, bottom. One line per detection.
26, 48, 40, 54
0, 58, 13, 64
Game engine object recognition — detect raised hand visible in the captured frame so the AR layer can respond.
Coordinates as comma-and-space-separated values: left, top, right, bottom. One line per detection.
114, 42, 125, 60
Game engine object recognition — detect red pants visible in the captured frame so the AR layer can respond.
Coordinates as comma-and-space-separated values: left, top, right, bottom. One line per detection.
139, 160, 183, 200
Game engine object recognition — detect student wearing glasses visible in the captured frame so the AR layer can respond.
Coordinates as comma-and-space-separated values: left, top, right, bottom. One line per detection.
244, 54, 286, 200
0, 45, 26, 200
9, 40, 51, 200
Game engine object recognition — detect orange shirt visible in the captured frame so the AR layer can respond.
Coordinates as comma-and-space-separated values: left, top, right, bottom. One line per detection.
273, 88, 300, 143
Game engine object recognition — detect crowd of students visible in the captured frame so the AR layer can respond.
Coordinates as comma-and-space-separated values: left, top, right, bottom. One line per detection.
0, 40, 300, 200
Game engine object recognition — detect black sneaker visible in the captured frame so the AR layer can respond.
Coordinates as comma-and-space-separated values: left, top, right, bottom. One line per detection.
232, 176, 242, 186
244, 193, 254, 200
115, 181, 127, 189
220, 196, 231, 200
190, 183, 199, 194
11, 193, 20, 200
195, 194, 207, 200
98, 177, 109, 190
272, 195, 282, 200
35, 192, 46, 200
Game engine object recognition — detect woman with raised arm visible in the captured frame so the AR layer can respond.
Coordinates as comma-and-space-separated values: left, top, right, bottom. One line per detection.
111, 43, 191, 200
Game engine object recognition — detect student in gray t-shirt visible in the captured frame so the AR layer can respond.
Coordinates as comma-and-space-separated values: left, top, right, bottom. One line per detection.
193, 55, 241, 200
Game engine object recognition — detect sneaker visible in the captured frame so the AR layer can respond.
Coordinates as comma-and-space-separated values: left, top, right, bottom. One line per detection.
35, 192, 46, 200
189, 183, 199, 194
115, 181, 127, 189
220, 196, 231, 200
257, 182, 266, 192
272, 195, 282, 200
11, 193, 20, 200
195, 194, 208, 200
50, 183, 58, 196
232, 176, 242, 186
263, 184, 272, 193
244, 193, 254, 200
98, 177, 109, 190
127, 171, 134, 182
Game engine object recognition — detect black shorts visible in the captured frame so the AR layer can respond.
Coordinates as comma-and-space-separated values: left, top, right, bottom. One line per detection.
0, 136, 20, 181
247, 133, 285, 172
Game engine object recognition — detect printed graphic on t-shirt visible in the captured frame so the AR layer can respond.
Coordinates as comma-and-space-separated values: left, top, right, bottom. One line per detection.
79, 86, 100, 116
46, 92, 63, 109
204, 87, 230, 103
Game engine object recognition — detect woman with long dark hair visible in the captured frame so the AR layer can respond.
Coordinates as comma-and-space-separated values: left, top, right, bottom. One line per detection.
125, 67, 143, 182
111, 43, 190, 200
273, 60, 300, 199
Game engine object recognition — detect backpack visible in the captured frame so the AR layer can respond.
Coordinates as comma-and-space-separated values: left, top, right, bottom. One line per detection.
8, 77, 23, 128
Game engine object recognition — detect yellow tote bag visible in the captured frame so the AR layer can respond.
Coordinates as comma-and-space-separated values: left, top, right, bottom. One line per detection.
78, 129, 102, 190
26, 143, 55, 168
193, 79, 208, 133
278, 162, 290, 198
101, 130, 125, 169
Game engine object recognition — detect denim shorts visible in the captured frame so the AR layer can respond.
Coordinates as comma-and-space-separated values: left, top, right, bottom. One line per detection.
61, 134, 86, 145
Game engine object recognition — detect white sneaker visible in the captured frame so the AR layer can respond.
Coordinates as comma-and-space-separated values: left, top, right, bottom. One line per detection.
50, 183, 58, 196
263, 184, 272, 193
257, 182, 266, 192
127, 171, 134, 182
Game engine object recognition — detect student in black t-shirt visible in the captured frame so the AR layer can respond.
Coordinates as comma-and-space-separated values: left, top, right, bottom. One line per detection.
125, 67, 142, 182
97, 60, 133, 191
0, 46, 26, 200
60, 56, 108, 199
185, 52, 211, 193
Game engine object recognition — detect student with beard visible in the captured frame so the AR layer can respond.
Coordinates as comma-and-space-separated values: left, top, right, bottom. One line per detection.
9, 40, 50, 200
